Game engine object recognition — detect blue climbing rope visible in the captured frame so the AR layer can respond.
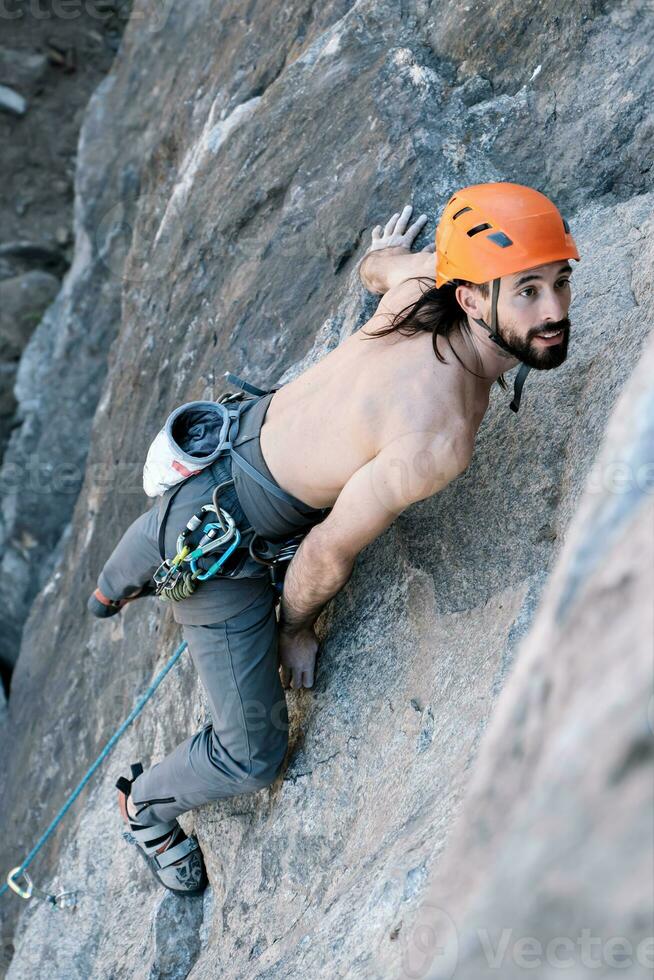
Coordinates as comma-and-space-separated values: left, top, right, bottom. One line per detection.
1, 638, 188, 904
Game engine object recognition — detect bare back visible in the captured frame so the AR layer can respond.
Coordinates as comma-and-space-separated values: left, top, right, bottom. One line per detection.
259, 283, 490, 510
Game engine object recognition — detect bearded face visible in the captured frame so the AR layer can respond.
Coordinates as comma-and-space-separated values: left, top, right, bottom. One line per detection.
496, 315, 571, 369
456, 261, 574, 371
488, 261, 573, 369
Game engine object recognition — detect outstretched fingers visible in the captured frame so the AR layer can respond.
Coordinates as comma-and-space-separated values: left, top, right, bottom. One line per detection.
383, 211, 401, 237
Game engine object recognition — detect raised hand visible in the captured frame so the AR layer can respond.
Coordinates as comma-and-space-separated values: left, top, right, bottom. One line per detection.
367, 204, 430, 254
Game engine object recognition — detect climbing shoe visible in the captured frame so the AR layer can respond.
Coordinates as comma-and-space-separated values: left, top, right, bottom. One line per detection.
116, 762, 208, 896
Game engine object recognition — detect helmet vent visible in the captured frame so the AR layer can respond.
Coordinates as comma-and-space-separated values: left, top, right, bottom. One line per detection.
467, 223, 492, 237
562, 217, 570, 233
452, 206, 472, 220
487, 231, 513, 248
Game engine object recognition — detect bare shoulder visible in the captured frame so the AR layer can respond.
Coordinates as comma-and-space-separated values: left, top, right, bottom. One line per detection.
375, 420, 473, 507
377, 369, 477, 482
306, 419, 471, 567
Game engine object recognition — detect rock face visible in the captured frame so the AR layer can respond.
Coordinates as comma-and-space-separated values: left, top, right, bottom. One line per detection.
405, 331, 654, 980
0, 6, 129, 676
0, 271, 60, 458
0, 1, 652, 977
0, 47, 48, 97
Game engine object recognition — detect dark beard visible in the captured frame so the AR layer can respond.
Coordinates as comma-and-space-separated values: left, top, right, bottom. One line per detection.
499, 318, 571, 369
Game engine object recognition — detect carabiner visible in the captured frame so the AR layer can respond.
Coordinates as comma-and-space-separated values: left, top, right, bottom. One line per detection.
7, 867, 33, 900
191, 528, 242, 580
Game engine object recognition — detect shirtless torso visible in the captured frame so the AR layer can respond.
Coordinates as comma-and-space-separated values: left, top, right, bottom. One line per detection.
259, 285, 491, 512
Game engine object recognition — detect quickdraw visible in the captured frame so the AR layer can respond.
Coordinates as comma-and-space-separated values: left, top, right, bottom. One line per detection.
153, 484, 248, 602
154, 509, 307, 603
6, 867, 77, 910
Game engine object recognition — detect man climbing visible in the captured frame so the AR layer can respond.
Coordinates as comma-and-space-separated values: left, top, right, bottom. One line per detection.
89, 181, 579, 895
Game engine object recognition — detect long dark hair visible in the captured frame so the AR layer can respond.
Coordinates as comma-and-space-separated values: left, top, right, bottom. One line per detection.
361, 276, 508, 391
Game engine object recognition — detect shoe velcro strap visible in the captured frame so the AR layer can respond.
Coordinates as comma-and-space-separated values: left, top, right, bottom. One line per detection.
154, 835, 198, 870
131, 820, 178, 843
115, 776, 132, 795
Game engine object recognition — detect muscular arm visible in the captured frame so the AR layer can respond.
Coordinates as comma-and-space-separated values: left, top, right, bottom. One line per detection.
359, 246, 435, 295
278, 430, 470, 634
277, 533, 355, 635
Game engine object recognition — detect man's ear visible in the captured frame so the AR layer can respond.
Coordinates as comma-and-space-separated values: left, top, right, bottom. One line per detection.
455, 283, 485, 319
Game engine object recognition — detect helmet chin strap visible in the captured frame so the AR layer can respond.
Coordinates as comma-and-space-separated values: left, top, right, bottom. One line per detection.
472, 277, 532, 414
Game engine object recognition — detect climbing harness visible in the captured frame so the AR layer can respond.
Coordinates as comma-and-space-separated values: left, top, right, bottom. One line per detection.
152, 371, 328, 603
1, 636, 189, 909
248, 530, 309, 598
145, 370, 330, 512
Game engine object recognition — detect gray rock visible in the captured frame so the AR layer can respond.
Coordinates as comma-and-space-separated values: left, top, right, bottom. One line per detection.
0, 271, 60, 360
456, 74, 494, 108
410, 330, 654, 980
0, 241, 68, 278
0, 272, 59, 459
0, 47, 48, 95
148, 891, 204, 979
0, 363, 18, 417
0, 362, 20, 466
0, 84, 27, 116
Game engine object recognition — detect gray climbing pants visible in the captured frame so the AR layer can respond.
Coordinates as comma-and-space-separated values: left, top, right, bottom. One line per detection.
126, 451, 292, 827
97, 391, 326, 825
130, 587, 288, 824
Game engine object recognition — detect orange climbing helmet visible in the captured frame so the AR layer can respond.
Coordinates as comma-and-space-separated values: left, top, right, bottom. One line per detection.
434, 182, 580, 289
